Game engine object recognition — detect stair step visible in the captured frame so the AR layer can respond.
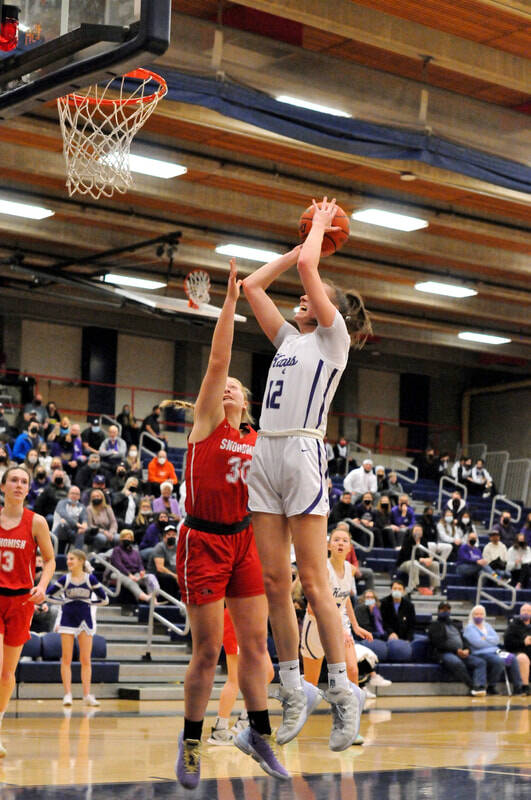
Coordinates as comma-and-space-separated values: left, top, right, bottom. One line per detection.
17, 683, 120, 699
119, 685, 223, 701
106, 643, 188, 660
118, 663, 224, 681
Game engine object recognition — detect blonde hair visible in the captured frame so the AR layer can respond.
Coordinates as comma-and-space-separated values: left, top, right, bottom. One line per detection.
119, 528, 134, 541
69, 549, 90, 572
324, 281, 372, 349
161, 381, 255, 425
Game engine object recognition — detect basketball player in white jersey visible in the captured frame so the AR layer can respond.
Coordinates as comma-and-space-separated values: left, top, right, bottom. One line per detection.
242, 197, 372, 751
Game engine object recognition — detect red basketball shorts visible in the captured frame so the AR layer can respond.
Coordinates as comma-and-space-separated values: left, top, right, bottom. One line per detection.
223, 607, 238, 655
0, 593, 34, 647
177, 524, 264, 606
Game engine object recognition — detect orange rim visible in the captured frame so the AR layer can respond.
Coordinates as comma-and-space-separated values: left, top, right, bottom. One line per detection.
66, 68, 167, 108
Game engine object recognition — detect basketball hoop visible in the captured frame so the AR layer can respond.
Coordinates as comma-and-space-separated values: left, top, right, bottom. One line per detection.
57, 68, 167, 199
184, 270, 211, 309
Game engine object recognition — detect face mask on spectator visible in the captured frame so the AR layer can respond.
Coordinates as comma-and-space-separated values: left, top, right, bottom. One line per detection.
438, 612, 451, 621
472, 616, 484, 625
461, 516, 470, 524
166, 536, 176, 547
92, 497, 103, 506
158, 455, 166, 464
117, 468, 126, 477
469, 538, 477, 546
60, 426, 69, 435
122, 540, 133, 551
36, 471, 46, 480
516, 537, 526, 547
34, 398, 42, 406
89, 461, 99, 470
27, 455, 38, 464
521, 613, 531, 621
92, 424, 100, 432
129, 450, 138, 459
29, 426, 39, 436
502, 517, 510, 525
391, 589, 402, 600
365, 598, 376, 607
444, 515, 453, 523
381, 503, 389, 510
0, 455, 7, 463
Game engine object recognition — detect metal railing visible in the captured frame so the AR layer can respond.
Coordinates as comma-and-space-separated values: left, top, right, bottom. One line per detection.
89, 552, 190, 660
437, 476, 468, 513
484, 450, 509, 495
407, 542, 448, 588
504, 459, 531, 505
488, 495, 522, 531
139, 430, 166, 459
345, 442, 372, 476
392, 459, 418, 486
475, 570, 517, 613
456, 442, 487, 461
101, 414, 121, 436
344, 519, 374, 553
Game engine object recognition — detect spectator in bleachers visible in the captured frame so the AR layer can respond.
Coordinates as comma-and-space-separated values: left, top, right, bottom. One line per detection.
60, 423, 86, 479
390, 494, 415, 546
456, 534, 497, 582
27, 464, 50, 508
147, 523, 179, 597
0, 446, 13, 482
506, 534, 531, 589
152, 480, 181, 518
75, 452, 110, 491
81, 416, 106, 455
50, 456, 70, 486
12, 421, 42, 462
384, 471, 403, 506
396, 524, 441, 595
375, 465, 386, 495
23, 448, 39, 478
139, 510, 169, 564
355, 589, 387, 642
34, 468, 69, 524
332, 436, 348, 476
415, 446, 439, 481
110, 529, 159, 604
30, 553, 58, 634
427, 600, 486, 696
343, 458, 376, 501
380, 580, 416, 642
328, 490, 355, 529
85, 488, 118, 552
503, 603, 531, 695
464, 604, 522, 695
47, 416, 72, 454
45, 401, 60, 425
147, 449, 178, 496
482, 530, 509, 578
116, 404, 140, 447
324, 436, 335, 475
351, 491, 376, 548
133, 498, 155, 546
492, 511, 518, 548
460, 456, 474, 487
125, 446, 143, 481
80, 473, 110, 507
520, 512, 531, 547
451, 455, 465, 482
468, 458, 494, 498
419, 506, 453, 564
109, 461, 129, 492
111, 476, 141, 528
327, 477, 342, 508
52, 484, 88, 553
37, 443, 52, 475
141, 404, 168, 448
446, 489, 466, 520
99, 424, 127, 466
455, 511, 476, 543
373, 495, 399, 548
23, 392, 48, 427
437, 452, 451, 477
437, 510, 464, 557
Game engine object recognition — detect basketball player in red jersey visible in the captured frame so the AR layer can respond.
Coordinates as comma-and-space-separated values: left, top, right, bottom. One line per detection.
174, 260, 288, 789
0, 465, 55, 756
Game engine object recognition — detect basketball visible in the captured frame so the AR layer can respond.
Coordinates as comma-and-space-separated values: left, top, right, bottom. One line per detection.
298, 203, 350, 257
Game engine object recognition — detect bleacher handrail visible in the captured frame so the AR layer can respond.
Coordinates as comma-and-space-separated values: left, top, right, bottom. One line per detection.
391, 458, 418, 485
101, 413, 121, 436
484, 450, 509, 495
463, 443, 488, 462
139, 430, 166, 458
344, 518, 374, 553
437, 475, 468, 513
410, 542, 448, 584
488, 494, 522, 530
504, 458, 531, 505
475, 570, 517, 612
346, 442, 372, 476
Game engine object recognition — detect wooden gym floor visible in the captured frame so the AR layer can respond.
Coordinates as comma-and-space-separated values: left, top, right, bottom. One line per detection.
0, 695, 529, 798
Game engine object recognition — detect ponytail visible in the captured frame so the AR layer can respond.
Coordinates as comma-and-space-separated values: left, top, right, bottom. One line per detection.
325, 282, 373, 349
160, 384, 255, 425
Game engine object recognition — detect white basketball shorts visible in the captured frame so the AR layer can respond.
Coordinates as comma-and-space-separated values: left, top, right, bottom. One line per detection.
300, 613, 324, 661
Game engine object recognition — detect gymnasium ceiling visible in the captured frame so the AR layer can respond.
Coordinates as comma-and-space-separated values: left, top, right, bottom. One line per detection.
0, 0, 529, 373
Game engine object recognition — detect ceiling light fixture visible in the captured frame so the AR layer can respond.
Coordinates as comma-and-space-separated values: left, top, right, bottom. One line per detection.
216, 244, 281, 262
0, 199, 54, 220
276, 94, 351, 118
101, 274, 166, 290
352, 209, 428, 231
458, 332, 511, 345
415, 281, 477, 298
128, 155, 188, 179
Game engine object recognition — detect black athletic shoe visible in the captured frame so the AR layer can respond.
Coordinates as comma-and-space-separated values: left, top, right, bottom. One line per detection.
487, 685, 499, 695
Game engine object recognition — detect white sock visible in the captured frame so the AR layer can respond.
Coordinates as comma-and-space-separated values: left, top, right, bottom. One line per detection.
215, 717, 229, 730
279, 660, 302, 690
328, 662, 349, 691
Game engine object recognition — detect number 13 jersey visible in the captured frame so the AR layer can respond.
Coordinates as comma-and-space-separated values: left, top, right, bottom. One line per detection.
259, 310, 350, 435
185, 419, 257, 525
0, 508, 37, 590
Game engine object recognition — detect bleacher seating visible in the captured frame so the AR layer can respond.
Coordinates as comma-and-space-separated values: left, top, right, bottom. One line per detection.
16, 632, 119, 684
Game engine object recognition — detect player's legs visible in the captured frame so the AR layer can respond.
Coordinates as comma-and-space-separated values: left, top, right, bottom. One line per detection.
226, 594, 270, 713
60, 633, 75, 698
78, 631, 94, 701
0, 640, 23, 756
218, 653, 240, 719
302, 655, 323, 686
184, 598, 225, 723
251, 512, 298, 662
344, 636, 359, 684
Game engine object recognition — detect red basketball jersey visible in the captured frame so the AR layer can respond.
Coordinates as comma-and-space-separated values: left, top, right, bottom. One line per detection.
0, 507, 37, 590
185, 419, 256, 525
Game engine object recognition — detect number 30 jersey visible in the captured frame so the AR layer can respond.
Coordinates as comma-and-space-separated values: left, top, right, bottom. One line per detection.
259, 310, 350, 436
184, 419, 257, 525
0, 508, 37, 590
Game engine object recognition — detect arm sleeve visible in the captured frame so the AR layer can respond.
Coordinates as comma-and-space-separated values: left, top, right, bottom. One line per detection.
464, 625, 484, 651
88, 573, 109, 605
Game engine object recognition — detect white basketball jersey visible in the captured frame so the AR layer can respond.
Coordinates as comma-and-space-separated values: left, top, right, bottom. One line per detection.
327, 559, 355, 632
259, 311, 350, 435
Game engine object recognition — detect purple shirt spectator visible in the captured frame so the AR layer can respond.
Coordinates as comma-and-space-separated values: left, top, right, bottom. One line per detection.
140, 521, 163, 550
152, 496, 181, 516
111, 543, 145, 576
390, 504, 415, 528
457, 542, 483, 564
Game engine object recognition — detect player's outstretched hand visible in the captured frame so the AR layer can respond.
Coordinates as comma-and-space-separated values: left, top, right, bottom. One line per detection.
312, 196, 341, 232
227, 257, 242, 303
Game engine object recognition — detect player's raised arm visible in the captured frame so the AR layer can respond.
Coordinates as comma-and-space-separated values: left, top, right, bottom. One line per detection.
190, 259, 241, 442
242, 246, 301, 344
297, 197, 340, 329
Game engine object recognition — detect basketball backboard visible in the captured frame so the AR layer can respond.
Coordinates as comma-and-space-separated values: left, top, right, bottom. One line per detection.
0, 0, 170, 118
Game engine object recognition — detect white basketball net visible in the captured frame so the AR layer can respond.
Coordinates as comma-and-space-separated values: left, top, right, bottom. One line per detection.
57, 69, 167, 199
184, 270, 211, 308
